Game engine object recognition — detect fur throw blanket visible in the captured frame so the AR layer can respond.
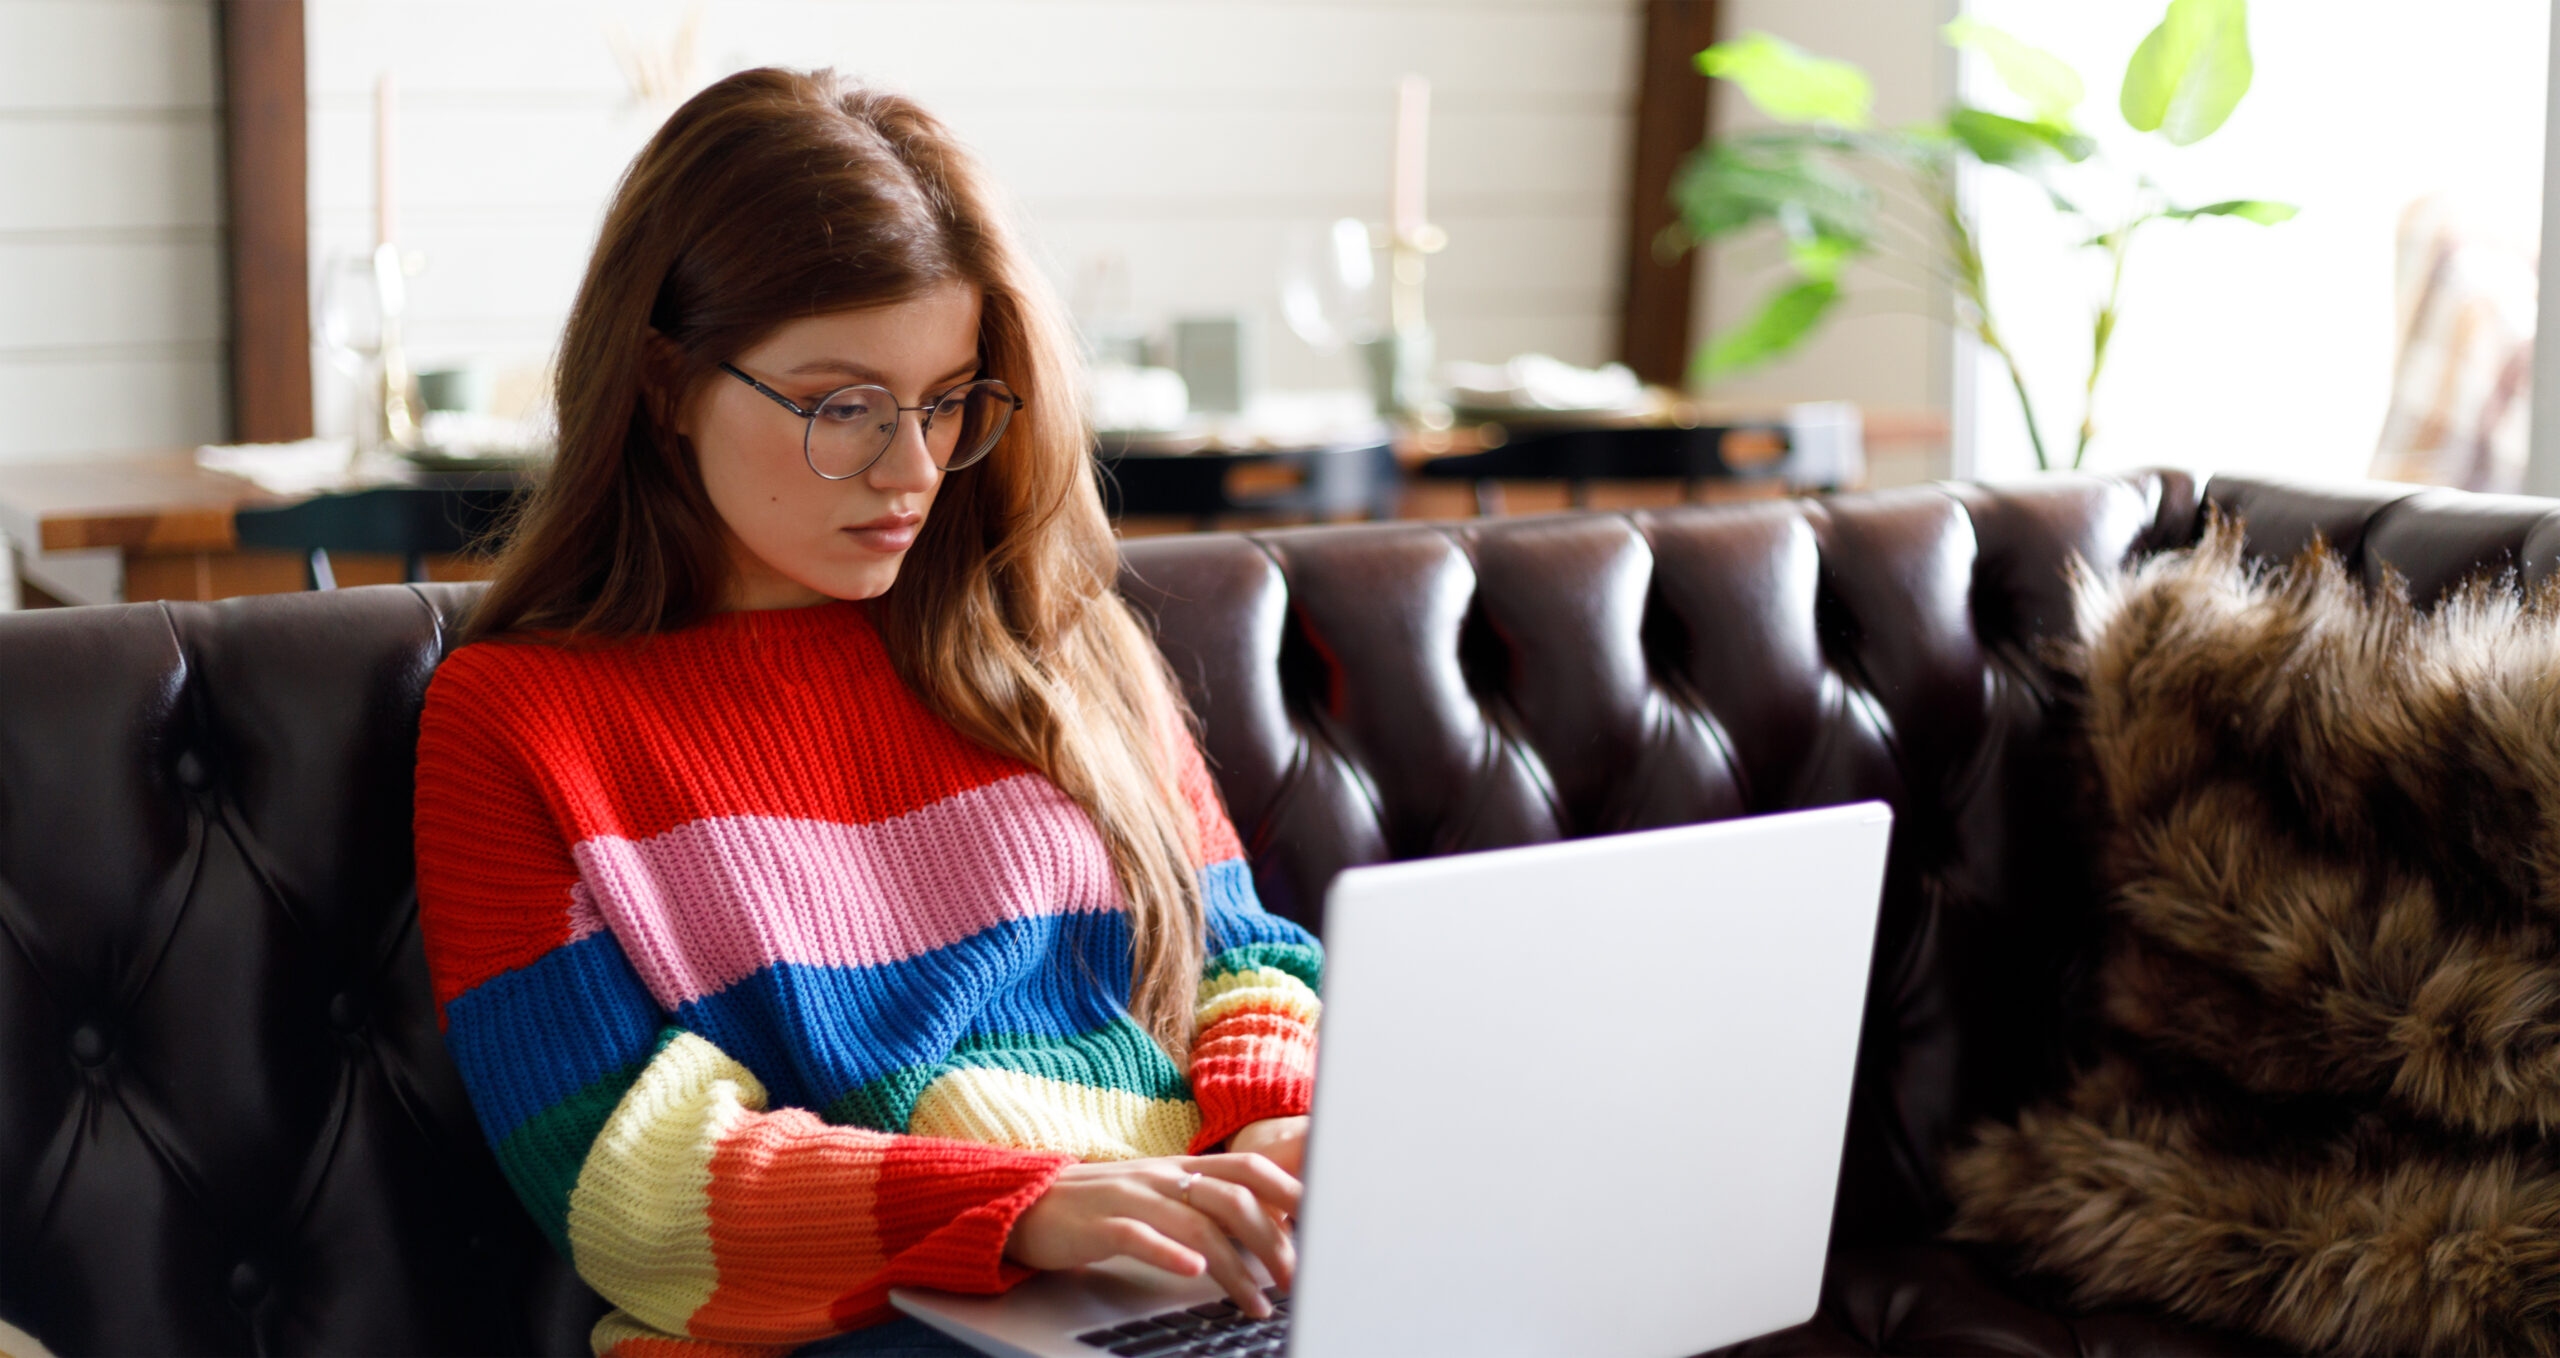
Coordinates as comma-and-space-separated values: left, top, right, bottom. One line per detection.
1945, 518, 2560, 1356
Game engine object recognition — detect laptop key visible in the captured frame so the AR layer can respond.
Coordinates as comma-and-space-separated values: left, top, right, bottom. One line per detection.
1186, 1300, 1241, 1319
1077, 1328, 1124, 1347
1106, 1334, 1191, 1357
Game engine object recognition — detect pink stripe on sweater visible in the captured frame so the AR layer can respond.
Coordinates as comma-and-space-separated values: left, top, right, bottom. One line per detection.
566, 881, 609, 944
570, 773, 1123, 1010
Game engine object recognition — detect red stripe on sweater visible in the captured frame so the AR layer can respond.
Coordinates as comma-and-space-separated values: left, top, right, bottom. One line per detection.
426, 607, 1029, 849
1168, 717, 1246, 868
1186, 1013, 1319, 1154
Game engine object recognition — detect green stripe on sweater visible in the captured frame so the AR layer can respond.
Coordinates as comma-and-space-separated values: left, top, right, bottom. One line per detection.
1204, 940, 1322, 990
494, 1027, 679, 1256
823, 1016, 1190, 1132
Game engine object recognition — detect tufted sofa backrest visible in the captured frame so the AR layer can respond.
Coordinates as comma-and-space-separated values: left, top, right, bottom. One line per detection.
0, 584, 600, 1354
11, 470, 2560, 1355
1118, 471, 2204, 1258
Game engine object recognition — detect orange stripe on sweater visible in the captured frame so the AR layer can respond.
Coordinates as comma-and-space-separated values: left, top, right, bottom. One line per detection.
1193, 1029, 1319, 1081
601, 1332, 791, 1358
690, 1109, 890, 1340
1200, 1008, 1319, 1044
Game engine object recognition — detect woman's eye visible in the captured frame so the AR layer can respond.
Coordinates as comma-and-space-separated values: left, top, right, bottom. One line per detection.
934, 394, 970, 417
816, 395, 875, 421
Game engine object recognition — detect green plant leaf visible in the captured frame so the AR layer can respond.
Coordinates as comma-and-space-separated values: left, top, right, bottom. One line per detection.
1697, 278, 1842, 381
2120, 0, 2254, 145
1696, 32, 1873, 129
1942, 18, 2085, 126
2165, 198, 2296, 224
1947, 107, 2095, 166
1671, 135, 1877, 244
1785, 233, 1859, 283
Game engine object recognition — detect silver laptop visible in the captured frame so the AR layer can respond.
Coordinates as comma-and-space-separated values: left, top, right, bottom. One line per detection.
892, 801, 1892, 1358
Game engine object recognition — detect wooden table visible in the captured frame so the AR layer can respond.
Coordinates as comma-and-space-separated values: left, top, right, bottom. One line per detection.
1099, 436, 1400, 534
1392, 399, 1949, 519
0, 453, 495, 606
0, 407, 1950, 604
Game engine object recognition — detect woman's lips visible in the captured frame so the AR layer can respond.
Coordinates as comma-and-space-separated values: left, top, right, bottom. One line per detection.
840, 516, 921, 553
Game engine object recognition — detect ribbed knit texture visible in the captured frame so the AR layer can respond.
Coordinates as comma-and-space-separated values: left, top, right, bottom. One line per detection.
414, 599, 1322, 1357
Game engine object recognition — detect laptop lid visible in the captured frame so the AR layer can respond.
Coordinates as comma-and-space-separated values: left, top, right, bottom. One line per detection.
1286, 801, 1892, 1358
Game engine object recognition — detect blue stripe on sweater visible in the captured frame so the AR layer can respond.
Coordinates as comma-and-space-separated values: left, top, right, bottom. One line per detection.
443, 929, 662, 1148
674, 908, 1145, 1113
1202, 858, 1310, 953
445, 854, 1313, 1145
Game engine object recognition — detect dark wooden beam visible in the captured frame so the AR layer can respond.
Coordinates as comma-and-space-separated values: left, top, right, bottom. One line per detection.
1617, 0, 1721, 388
219, 0, 311, 443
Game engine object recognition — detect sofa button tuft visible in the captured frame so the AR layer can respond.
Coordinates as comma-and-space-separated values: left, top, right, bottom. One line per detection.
175, 749, 211, 791
327, 992, 364, 1033
68, 1024, 109, 1066
228, 1259, 266, 1308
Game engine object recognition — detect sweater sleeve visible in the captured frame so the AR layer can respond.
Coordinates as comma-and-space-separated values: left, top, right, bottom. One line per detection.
415, 652, 1073, 1353
1157, 715, 1324, 1155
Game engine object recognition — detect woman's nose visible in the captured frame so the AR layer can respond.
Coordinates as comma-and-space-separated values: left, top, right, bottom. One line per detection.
866, 409, 941, 494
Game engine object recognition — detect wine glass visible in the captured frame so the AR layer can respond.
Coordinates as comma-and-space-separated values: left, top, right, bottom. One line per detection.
316, 253, 386, 450
1279, 218, 1381, 354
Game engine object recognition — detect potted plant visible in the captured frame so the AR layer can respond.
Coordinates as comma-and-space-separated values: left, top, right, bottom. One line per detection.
1676, 0, 2293, 470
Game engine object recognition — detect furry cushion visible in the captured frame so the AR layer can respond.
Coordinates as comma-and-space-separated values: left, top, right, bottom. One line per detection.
1945, 517, 2560, 1356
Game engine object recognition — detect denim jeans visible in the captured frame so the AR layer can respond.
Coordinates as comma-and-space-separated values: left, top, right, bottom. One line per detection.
792, 1315, 981, 1356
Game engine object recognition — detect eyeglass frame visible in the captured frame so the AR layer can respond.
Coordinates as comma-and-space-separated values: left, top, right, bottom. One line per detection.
717, 361, 1023, 481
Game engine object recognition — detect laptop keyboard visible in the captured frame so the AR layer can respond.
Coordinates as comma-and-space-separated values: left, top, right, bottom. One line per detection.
1075, 1287, 1291, 1356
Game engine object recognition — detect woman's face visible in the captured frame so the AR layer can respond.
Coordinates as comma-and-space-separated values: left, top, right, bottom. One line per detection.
680, 281, 985, 609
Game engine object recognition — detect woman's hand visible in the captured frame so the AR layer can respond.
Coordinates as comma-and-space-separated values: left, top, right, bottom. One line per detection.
1005, 1154, 1301, 1317
1224, 1116, 1310, 1178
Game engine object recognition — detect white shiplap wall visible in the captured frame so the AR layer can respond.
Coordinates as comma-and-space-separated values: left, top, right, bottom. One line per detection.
1695, 0, 1955, 422
0, 0, 229, 462
304, 0, 1642, 421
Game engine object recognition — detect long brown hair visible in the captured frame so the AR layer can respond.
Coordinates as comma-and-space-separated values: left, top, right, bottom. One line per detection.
468, 67, 1206, 1058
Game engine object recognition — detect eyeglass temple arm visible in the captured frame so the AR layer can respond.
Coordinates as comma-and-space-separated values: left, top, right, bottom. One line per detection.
718, 362, 809, 417
720, 362, 1021, 417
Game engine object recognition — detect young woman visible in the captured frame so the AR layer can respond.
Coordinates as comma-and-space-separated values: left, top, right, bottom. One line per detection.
413, 68, 1322, 1358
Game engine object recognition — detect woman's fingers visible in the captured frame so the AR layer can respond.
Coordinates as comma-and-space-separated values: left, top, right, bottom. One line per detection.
1182, 1154, 1302, 1300
1010, 1153, 1307, 1316
1177, 1172, 1297, 1295
1120, 1186, 1273, 1317
1101, 1217, 1207, 1280
1191, 1152, 1304, 1221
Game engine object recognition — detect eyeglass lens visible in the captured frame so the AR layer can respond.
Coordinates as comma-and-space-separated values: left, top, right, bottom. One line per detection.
807, 380, 1013, 479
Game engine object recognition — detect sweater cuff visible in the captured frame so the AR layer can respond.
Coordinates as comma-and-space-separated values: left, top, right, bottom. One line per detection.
1185, 1022, 1317, 1155
868, 1146, 1079, 1303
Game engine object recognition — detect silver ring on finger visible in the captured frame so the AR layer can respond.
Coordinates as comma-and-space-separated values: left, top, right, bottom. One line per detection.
1175, 1170, 1200, 1206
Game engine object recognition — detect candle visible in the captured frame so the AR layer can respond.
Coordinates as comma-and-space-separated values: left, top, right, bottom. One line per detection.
375, 72, 398, 249
1391, 73, 1428, 245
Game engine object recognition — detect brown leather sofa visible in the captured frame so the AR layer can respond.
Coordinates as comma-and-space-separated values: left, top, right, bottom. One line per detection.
7, 470, 2553, 1356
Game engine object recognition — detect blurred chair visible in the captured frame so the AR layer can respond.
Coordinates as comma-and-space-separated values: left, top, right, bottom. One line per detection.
2371, 194, 2538, 492
231, 482, 519, 589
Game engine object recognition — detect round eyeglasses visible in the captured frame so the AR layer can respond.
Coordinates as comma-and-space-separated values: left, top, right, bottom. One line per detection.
719, 362, 1022, 480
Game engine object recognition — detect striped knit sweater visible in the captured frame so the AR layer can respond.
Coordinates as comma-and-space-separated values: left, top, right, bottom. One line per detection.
414, 599, 1322, 1357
